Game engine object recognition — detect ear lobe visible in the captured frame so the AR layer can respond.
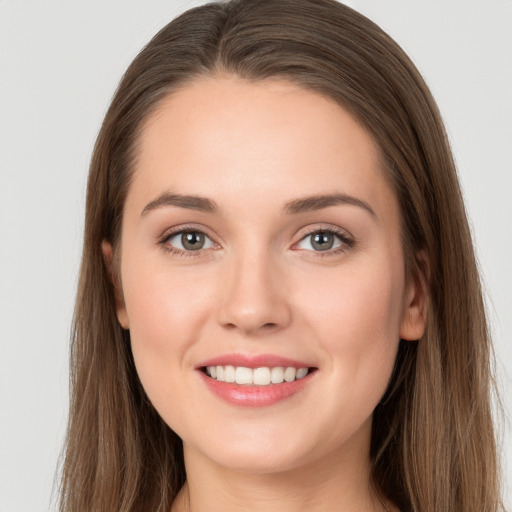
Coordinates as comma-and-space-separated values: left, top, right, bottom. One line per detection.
101, 240, 129, 330
400, 253, 429, 341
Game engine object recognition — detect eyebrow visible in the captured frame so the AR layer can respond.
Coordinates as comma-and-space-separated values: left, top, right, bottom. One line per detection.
141, 192, 219, 217
283, 193, 377, 218
141, 192, 376, 219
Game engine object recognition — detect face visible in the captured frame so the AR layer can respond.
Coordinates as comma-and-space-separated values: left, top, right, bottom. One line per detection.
108, 76, 425, 475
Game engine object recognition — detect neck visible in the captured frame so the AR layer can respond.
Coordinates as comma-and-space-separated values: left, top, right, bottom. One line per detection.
171, 440, 394, 512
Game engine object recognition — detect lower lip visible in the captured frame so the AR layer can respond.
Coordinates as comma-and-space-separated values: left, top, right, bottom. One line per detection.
198, 370, 315, 407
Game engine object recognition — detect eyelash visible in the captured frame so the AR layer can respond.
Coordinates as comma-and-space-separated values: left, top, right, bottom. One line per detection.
158, 225, 215, 259
157, 225, 355, 259
295, 226, 355, 258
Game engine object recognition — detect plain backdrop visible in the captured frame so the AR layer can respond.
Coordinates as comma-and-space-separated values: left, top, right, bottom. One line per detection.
0, 1, 510, 510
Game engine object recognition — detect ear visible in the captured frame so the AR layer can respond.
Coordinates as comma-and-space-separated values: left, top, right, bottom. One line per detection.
101, 240, 129, 330
400, 252, 429, 341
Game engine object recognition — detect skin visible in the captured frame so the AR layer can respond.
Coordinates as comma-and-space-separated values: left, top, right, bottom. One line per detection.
104, 76, 426, 512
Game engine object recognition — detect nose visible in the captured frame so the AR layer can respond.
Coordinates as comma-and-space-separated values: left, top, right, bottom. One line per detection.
217, 247, 292, 336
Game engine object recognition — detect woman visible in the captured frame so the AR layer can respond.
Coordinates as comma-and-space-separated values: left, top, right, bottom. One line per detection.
59, 0, 503, 510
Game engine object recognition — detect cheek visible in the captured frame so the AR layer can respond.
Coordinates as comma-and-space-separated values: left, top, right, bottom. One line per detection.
120, 252, 216, 397
299, 255, 405, 396
123, 248, 212, 336
321, 273, 402, 347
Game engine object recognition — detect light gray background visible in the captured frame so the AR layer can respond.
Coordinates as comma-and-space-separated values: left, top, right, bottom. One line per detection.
0, 1, 510, 510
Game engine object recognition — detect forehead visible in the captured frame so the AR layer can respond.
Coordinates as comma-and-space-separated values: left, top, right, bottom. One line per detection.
129, 75, 397, 221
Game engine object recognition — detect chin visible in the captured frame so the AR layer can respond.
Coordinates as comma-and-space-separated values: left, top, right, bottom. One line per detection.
179, 421, 315, 473
200, 444, 311, 474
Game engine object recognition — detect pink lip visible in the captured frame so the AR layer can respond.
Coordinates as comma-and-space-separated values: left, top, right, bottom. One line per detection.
198, 371, 316, 407
195, 353, 317, 408
196, 353, 313, 369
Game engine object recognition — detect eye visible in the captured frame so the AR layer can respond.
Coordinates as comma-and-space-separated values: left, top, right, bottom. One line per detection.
295, 229, 351, 252
164, 230, 216, 251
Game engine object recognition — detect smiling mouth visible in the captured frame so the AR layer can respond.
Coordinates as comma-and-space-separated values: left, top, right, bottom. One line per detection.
201, 365, 317, 386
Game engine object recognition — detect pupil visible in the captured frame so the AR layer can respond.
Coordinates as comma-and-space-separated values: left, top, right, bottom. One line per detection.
312, 232, 334, 251
182, 232, 204, 250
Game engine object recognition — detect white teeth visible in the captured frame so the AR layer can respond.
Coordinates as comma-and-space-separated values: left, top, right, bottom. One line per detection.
235, 366, 252, 385
284, 367, 296, 382
271, 367, 284, 384
296, 367, 308, 379
205, 365, 310, 385
224, 365, 235, 383
253, 367, 271, 386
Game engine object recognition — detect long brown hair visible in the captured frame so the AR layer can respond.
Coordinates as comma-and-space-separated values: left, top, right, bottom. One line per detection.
59, 1, 503, 510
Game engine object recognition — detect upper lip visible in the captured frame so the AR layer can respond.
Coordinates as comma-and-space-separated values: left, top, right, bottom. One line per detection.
195, 353, 314, 370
